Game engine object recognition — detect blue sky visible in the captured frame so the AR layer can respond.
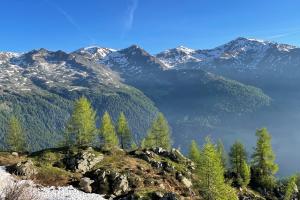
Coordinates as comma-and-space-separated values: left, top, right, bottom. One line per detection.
1, 0, 300, 53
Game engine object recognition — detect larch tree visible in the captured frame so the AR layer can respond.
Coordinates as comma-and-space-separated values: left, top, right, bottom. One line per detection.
284, 175, 297, 200
229, 141, 250, 187
6, 116, 26, 152
116, 112, 134, 150
66, 97, 97, 146
143, 113, 171, 150
189, 140, 201, 163
251, 128, 278, 189
217, 139, 227, 170
198, 137, 238, 200
99, 111, 119, 149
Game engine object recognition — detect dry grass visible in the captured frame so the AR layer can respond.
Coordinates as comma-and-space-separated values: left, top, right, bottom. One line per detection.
0, 152, 25, 166
0, 182, 38, 200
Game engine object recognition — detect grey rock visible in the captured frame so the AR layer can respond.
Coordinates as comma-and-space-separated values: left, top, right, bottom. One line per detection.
14, 160, 37, 178
11, 152, 19, 157
79, 177, 94, 193
64, 148, 104, 173
181, 177, 192, 188
112, 174, 129, 196
92, 169, 130, 196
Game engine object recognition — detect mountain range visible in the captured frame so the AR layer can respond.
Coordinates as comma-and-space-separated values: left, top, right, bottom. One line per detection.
1, 37, 300, 174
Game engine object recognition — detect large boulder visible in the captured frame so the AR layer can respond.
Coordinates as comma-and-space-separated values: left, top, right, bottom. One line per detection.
92, 169, 130, 196
13, 160, 37, 178
79, 177, 94, 193
64, 147, 104, 173
112, 174, 130, 196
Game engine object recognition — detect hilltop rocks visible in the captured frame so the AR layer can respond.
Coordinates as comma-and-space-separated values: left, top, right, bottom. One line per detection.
12, 160, 37, 178
152, 147, 185, 163
91, 169, 130, 196
64, 147, 104, 173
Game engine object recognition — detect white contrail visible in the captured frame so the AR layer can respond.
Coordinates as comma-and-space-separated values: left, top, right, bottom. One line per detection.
266, 29, 300, 39
124, 0, 139, 32
43, 0, 96, 45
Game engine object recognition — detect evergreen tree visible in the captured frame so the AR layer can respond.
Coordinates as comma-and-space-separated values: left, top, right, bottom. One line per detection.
198, 137, 238, 200
284, 176, 297, 200
99, 111, 119, 149
240, 160, 251, 187
116, 112, 134, 150
66, 97, 97, 146
217, 139, 227, 170
6, 116, 26, 152
229, 141, 250, 187
143, 113, 171, 150
251, 128, 278, 189
189, 140, 201, 163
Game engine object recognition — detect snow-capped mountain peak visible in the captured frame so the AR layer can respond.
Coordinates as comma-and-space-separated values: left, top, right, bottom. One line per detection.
74, 46, 116, 59
156, 37, 299, 70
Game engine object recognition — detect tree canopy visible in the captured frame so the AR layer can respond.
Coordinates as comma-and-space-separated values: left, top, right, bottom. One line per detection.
99, 111, 119, 149
6, 116, 26, 152
251, 128, 278, 189
142, 113, 171, 150
66, 97, 97, 146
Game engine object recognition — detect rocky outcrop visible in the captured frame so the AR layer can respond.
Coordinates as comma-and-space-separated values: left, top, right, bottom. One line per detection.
91, 169, 130, 196
12, 160, 37, 178
64, 147, 104, 173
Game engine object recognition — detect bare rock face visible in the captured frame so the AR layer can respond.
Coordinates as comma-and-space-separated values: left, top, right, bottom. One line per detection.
79, 177, 94, 193
64, 147, 104, 173
92, 169, 130, 196
112, 174, 130, 196
13, 160, 37, 178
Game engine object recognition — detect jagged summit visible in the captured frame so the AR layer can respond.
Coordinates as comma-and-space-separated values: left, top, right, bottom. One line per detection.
156, 37, 299, 70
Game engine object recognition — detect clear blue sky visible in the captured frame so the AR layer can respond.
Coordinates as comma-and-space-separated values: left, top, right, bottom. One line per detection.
1, 0, 300, 53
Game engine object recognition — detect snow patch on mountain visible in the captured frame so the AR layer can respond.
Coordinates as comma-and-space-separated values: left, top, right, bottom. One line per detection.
156, 37, 298, 70
74, 46, 116, 59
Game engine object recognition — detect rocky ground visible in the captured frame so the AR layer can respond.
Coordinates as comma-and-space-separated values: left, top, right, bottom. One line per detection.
0, 147, 200, 200
0, 147, 268, 200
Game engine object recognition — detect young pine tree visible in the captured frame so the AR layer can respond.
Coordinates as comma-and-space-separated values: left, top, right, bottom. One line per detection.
143, 113, 171, 150
198, 137, 238, 200
251, 128, 278, 189
229, 141, 250, 187
99, 111, 119, 149
217, 139, 227, 170
284, 175, 297, 200
6, 116, 26, 152
189, 140, 201, 163
66, 97, 97, 146
116, 112, 134, 150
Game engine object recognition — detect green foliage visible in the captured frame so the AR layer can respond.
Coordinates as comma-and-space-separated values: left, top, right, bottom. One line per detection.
5, 116, 26, 152
189, 140, 201, 163
229, 141, 250, 187
217, 139, 227, 170
66, 97, 97, 146
197, 137, 238, 200
284, 175, 297, 200
99, 111, 119, 149
239, 160, 251, 187
142, 113, 171, 150
0, 85, 158, 151
251, 128, 278, 189
117, 112, 134, 150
